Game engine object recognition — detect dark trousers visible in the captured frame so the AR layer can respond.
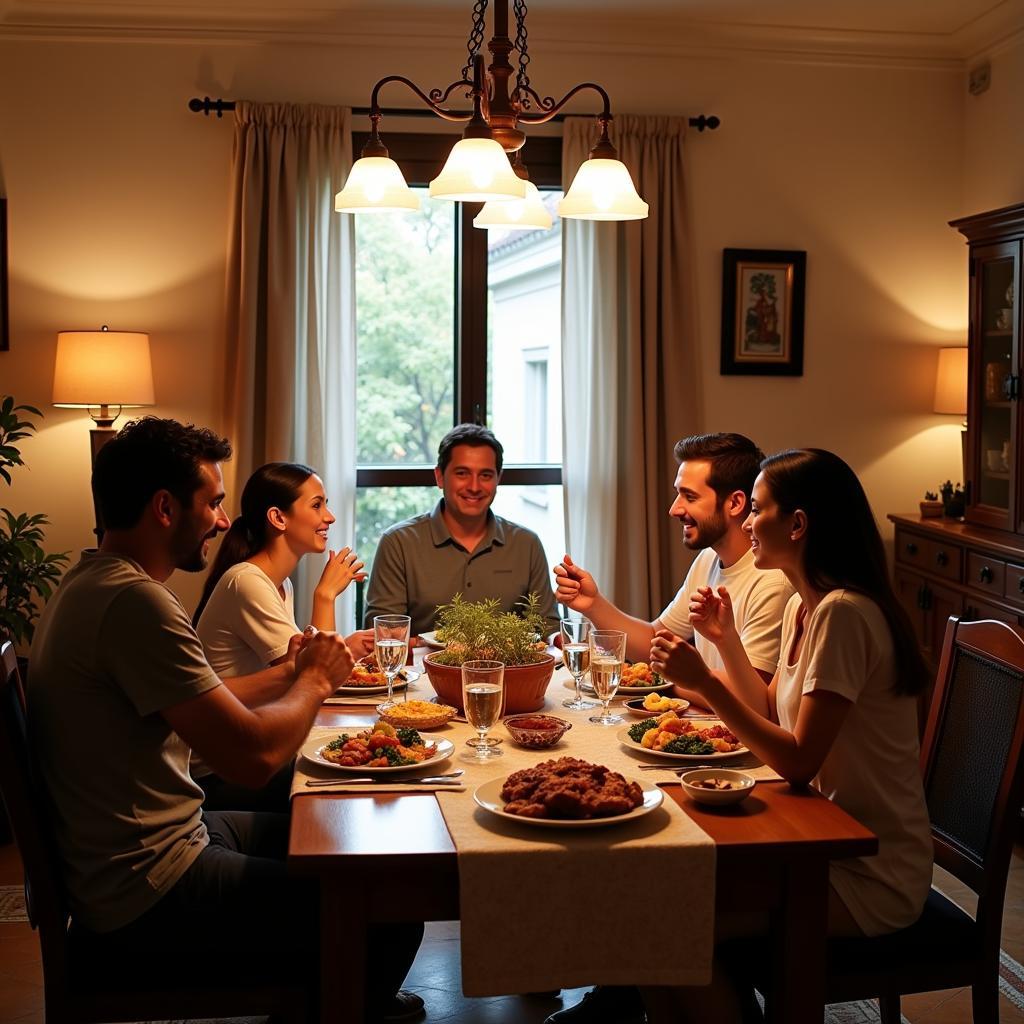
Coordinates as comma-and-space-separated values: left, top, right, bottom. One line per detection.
72, 810, 423, 1020
199, 761, 294, 812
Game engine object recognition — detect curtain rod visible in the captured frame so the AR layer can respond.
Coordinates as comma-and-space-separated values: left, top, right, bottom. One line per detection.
187, 96, 721, 132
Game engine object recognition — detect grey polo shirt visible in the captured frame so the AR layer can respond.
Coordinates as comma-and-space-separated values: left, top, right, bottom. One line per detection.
364, 500, 560, 636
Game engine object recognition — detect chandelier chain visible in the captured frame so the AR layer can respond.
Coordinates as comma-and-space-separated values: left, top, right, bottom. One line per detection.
512, 0, 532, 107
461, 0, 489, 83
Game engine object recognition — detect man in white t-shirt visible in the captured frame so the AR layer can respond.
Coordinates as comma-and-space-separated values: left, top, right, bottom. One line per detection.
555, 432, 793, 708
548, 432, 793, 1024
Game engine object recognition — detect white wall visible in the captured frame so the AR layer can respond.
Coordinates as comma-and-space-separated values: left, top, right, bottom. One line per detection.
0, 26, 1009, 619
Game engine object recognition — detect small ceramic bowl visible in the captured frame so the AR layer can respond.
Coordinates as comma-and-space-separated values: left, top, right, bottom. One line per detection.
502, 713, 572, 749
623, 697, 691, 719
678, 769, 755, 806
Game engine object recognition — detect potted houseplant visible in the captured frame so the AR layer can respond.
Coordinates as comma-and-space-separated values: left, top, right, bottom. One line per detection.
0, 396, 69, 657
919, 491, 944, 518
423, 594, 556, 714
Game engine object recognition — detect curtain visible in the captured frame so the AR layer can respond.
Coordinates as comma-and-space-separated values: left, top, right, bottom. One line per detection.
224, 102, 357, 629
561, 115, 699, 620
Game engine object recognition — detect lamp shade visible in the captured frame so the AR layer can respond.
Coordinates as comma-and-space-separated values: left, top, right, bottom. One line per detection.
474, 181, 553, 231
335, 157, 420, 213
933, 347, 968, 415
429, 138, 527, 203
52, 329, 155, 408
558, 158, 649, 221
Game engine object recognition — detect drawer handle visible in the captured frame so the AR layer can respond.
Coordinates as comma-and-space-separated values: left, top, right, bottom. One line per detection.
1018, 577, 1024, 595
935, 551, 948, 567
979, 566, 994, 584
905, 542, 918, 556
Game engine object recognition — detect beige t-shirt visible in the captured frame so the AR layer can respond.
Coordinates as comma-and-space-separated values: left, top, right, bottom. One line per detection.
196, 562, 297, 678
775, 590, 933, 936
27, 553, 220, 933
659, 547, 794, 675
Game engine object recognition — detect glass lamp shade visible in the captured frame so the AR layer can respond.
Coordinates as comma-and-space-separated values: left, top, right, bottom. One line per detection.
558, 158, 649, 221
473, 181, 553, 231
429, 138, 527, 202
52, 330, 155, 408
934, 347, 968, 415
335, 157, 420, 213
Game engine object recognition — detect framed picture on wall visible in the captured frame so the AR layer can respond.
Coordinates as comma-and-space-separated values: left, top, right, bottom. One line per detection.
720, 248, 805, 376
0, 198, 8, 352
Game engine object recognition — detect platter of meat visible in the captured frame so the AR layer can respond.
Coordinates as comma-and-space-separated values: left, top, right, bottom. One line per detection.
473, 756, 663, 829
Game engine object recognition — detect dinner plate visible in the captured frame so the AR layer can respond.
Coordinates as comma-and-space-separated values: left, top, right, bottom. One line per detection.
623, 697, 690, 718
473, 774, 663, 829
418, 630, 445, 648
578, 678, 674, 697
334, 671, 418, 696
301, 734, 454, 774
616, 726, 749, 762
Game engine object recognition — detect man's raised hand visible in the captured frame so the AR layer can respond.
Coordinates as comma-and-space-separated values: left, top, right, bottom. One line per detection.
552, 555, 599, 613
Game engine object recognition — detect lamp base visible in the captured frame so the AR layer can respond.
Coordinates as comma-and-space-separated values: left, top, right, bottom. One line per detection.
90, 427, 117, 542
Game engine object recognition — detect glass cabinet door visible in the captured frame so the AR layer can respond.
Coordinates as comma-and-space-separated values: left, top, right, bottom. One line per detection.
970, 243, 1018, 528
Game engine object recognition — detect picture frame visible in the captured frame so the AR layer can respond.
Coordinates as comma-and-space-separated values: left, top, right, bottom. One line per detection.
0, 198, 8, 352
720, 248, 806, 376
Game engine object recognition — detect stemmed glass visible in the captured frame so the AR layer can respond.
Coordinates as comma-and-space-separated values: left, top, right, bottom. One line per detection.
461, 660, 505, 762
373, 614, 410, 711
588, 630, 627, 726
561, 618, 596, 711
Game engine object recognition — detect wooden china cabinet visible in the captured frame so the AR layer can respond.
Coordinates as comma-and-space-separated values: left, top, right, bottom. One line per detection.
890, 202, 1024, 671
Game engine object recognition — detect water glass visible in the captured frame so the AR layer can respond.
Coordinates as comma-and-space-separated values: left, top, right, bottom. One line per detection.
373, 614, 410, 710
560, 618, 596, 711
461, 660, 505, 761
588, 630, 626, 726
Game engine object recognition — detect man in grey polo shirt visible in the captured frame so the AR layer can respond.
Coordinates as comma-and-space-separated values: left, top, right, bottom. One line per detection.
365, 424, 559, 637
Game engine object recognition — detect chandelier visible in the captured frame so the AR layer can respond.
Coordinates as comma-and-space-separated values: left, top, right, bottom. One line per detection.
334, 0, 649, 228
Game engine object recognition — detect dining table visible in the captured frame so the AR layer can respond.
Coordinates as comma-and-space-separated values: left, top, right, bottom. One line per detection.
288, 660, 878, 1024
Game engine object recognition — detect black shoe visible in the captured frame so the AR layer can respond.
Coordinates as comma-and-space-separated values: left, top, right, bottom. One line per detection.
375, 990, 425, 1022
543, 986, 645, 1024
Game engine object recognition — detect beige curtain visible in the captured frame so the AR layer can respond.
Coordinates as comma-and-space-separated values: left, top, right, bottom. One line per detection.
561, 115, 699, 619
224, 102, 357, 628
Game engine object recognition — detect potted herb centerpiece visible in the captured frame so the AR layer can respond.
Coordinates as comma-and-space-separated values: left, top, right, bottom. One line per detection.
422, 594, 556, 714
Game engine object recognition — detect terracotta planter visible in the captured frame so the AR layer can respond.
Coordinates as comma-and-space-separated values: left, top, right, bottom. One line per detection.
423, 652, 556, 714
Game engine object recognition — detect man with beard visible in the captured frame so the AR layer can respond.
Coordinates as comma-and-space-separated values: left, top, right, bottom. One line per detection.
554, 432, 793, 710
28, 418, 424, 1023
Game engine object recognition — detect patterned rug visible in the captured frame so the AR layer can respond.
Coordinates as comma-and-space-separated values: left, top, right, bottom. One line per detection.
2, 883, 1022, 1020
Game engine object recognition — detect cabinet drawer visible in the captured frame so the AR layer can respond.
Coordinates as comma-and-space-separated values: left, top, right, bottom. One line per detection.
895, 530, 962, 581
962, 596, 1019, 625
966, 552, 1006, 595
1004, 564, 1024, 604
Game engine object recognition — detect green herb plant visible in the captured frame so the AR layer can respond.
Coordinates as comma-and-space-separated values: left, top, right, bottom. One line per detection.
431, 593, 548, 668
0, 397, 69, 646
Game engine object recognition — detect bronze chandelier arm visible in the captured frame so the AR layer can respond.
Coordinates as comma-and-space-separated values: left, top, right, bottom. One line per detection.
515, 81, 611, 126
369, 74, 474, 124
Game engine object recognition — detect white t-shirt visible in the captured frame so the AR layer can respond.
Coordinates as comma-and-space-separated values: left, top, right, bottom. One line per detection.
659, 547, 794, 676
775, 590, 933, 936
196, 562, 297, 678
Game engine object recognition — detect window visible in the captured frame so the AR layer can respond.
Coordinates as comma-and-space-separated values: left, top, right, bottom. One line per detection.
353, 133, 565, 573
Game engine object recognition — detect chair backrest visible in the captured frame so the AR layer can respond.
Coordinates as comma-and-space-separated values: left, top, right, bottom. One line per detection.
921, 618, 1024, 945
0, 641, 73, 986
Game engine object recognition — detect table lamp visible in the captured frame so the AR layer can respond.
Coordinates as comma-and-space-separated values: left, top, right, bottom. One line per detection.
52, 325, 155, 538
933, 346, 968, 487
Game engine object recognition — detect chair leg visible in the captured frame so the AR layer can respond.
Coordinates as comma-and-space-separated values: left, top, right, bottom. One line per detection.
879, 994, 901, 1024
972, 981, 1000, 1024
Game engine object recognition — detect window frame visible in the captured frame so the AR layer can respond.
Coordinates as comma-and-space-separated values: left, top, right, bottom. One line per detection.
352, 131, 564, 489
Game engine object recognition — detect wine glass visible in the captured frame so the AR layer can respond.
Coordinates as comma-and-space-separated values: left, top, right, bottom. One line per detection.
588, 630, 627, 726
461, 660, 505, 762
373, 614, 410, 711
561, 618, 596, 710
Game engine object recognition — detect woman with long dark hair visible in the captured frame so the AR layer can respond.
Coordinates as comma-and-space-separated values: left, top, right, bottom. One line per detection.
647, 449, 932, 1021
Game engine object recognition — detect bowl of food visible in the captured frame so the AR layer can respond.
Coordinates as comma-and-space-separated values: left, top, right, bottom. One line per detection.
678, 769, 755, 806
377, 699, 458, 731
624, 693, 690, 718
502, 713, 572, 749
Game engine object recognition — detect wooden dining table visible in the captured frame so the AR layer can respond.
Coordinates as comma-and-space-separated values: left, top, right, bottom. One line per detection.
289, 701, 878, 1024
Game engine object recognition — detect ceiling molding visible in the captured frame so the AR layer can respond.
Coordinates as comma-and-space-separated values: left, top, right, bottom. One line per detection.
0, 1, 1021, 65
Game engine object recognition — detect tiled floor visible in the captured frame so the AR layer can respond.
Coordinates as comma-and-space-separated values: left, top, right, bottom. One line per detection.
1, 837, 1023, 1024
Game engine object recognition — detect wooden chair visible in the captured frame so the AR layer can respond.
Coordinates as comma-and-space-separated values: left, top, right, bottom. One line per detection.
732, 616, 1024, 1024
0, 640, 308, 1024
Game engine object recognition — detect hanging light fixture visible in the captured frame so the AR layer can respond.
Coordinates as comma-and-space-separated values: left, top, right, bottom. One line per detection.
474, 150, 554, 231
335, 0, 647, 223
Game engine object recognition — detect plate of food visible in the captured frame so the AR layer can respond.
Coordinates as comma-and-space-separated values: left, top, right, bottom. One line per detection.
418, 630, 445, 648
623, 693, 690, 718
578, 661, 673, 696
617, 719, 748, 761
473, 756, 663, 829
301, 723, 454, 773
334, 656, 419, 695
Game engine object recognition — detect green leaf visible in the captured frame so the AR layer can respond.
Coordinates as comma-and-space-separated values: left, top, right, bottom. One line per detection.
0, 396, 12, 417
